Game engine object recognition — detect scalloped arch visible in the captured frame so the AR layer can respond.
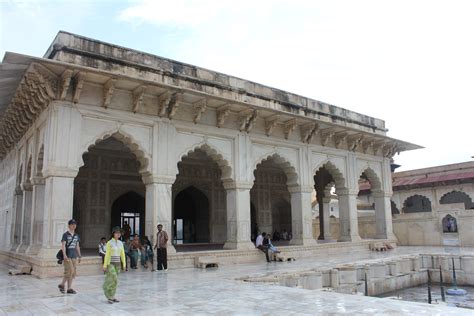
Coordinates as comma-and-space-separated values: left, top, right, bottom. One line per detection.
176, 142, 233, 182
252, 153, 299, 187
80, 130, 151, 174
358, 166, 382, 191
313, 160, 346, 189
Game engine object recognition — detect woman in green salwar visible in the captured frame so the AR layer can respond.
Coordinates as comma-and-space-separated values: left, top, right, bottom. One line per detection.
103, 227, 126, 304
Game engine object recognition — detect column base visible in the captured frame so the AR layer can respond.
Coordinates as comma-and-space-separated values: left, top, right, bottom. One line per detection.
223, 241, 256, 251
317, 239, 337, 244
289, 238, 317, 246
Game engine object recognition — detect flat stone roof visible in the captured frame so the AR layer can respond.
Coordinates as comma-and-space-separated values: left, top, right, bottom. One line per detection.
45, 31, 387, 133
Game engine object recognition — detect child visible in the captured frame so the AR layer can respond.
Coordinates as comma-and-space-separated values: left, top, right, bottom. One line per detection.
103, 227, 126, 304
98, 237, 106, 263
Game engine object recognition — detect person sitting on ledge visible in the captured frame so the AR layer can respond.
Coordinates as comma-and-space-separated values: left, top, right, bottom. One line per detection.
265, 234, 281, 261
255, 232, 270, 263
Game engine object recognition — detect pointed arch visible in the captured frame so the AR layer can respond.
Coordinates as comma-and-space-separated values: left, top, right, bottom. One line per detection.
80, 130, 151, 174
313, 160, 346, 190
252, 153, 299, 187
439, 191, 473, 209
358, 167, 382, 192
177, 143, 232, 182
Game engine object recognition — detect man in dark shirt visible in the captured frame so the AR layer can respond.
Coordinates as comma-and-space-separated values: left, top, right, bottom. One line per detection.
58, 219, 81, 294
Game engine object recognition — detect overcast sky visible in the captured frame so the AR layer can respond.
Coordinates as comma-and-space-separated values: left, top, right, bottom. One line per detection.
1, 0, 473, 171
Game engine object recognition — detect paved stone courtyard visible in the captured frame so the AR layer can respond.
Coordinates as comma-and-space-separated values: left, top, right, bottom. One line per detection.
1, 247, 473, 315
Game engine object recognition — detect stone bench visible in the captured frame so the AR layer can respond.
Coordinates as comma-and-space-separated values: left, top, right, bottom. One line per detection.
195, 256, 219, 269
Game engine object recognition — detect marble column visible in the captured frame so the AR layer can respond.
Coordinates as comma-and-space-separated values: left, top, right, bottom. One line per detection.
37, 175, 75, 258
145, 181, 176, 253
321, 195, 334, 240
338, 189, 361, 242
18, 183, 33, 253
223, 182, 255, 250
27, 177, 45, 254
289, 186, 317, 246
373, 191, 396, 240
11, 188, 23, 251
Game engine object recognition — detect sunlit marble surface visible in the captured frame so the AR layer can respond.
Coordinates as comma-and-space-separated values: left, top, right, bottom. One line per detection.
1, 246, 473, 315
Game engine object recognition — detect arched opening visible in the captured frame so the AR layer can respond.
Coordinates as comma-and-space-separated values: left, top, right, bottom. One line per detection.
172, 148, 227, 250
356, 169, 383, 239
403, 195, 432, 213
173, 186, 210, 244
391, 200, 400, 215
111, 191, 145, 238
251, 156, 292, 244
442, 214, 458, 233
73, 137, 145, 251
313, 163, 345, 241
440, 191, 473, 209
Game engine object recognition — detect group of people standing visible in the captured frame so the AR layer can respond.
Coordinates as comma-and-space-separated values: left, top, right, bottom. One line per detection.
58, 220, 169, 304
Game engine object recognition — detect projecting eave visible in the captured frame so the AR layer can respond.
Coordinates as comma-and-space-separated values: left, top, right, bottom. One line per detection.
0, 52, 422, 159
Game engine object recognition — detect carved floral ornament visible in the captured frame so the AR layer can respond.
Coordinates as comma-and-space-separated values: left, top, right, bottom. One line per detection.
0, 63, 58, 157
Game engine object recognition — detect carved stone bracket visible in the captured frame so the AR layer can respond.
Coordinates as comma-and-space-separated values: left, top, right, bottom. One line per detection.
333, 132, 347, 149
216, 105, 230, 128
59, 69, 73, 100
347, 134, 363, 152
238, 109, 258, 133
103, 78, 117, 108
284, 118, 297, 140
265, 115, 280, 137
158, 90, 181, 119
73, 72, 85, 103
132, 85, 146, 113
320, 129, 335, 146
0, 62, 59, 156
361, 140, 374, 154
193, 99, 207, 124
301, 123, 319, 143
383, 143, 399, 158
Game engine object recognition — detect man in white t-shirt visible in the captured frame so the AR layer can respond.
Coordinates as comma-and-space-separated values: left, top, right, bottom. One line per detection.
255, 232, 270, 262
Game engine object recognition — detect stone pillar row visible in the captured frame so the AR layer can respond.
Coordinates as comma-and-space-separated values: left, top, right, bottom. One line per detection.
13, 174, 395, 256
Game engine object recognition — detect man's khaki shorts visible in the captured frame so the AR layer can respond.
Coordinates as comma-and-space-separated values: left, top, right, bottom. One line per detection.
63, 258, 77, 279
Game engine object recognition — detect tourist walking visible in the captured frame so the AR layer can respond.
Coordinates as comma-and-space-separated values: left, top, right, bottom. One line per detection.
103, 227, 126, 304
154, 224, 169, 271
58, 219, 81, 294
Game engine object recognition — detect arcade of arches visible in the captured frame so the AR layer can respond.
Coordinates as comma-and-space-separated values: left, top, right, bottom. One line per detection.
68, 138, 395, 251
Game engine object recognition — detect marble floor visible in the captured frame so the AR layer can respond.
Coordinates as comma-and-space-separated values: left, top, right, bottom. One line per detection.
1, 246, 473, 315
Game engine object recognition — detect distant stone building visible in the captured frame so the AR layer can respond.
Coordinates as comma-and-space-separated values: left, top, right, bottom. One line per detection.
348, 161, 474, 246
0, 32, 419, 272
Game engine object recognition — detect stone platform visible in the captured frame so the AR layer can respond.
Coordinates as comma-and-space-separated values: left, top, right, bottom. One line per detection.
1, 246, 473, 315
1, 239, 392, 278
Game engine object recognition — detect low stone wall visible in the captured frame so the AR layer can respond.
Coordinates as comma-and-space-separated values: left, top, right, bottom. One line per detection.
313, 209, 474, 246
242, 254, 474, 296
